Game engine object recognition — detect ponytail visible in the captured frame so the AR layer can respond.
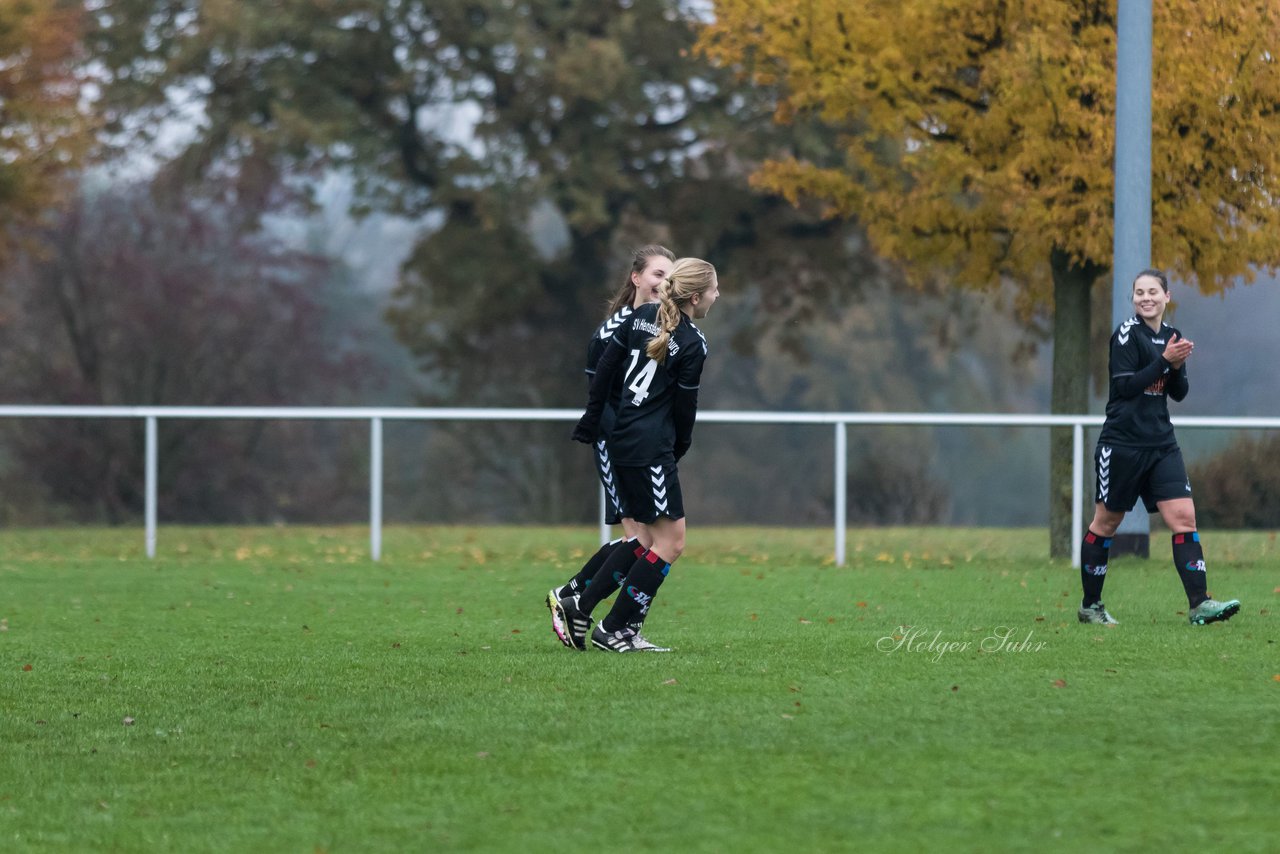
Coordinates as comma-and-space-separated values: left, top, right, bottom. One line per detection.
645, 282, 684, 362
644, 257, 717, 363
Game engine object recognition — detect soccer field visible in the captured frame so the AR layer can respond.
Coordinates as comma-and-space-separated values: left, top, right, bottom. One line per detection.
3, 525, 1277, 852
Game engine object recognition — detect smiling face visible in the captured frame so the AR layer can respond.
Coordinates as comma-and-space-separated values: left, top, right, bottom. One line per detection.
1132, 273, 1170, 326
631, 255, 671, 308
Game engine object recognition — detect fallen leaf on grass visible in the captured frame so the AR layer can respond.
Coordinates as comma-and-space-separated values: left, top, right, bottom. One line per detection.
798, 618, 812, 624
22, 664, 32, 671
1273, 674, 1280, 682
122, 716, 135, 726
662, 679, 678, 686
1051, 679, 1067, 689
476, 751, 490, 759
856, 602, 867, 608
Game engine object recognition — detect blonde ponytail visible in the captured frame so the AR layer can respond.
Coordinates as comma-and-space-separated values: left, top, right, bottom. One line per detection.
644, 257, 717, 363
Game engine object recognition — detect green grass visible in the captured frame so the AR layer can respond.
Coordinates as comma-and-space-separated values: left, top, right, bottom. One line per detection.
2, 525, 1278, 852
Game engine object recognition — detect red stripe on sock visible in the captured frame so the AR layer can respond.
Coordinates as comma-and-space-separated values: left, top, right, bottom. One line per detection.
1173, 533, 1185, 545
1085, 532, 1096, 544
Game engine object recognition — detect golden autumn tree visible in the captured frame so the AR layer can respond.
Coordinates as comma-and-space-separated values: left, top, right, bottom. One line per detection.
0, 0, 89, 266
700, 0, 1280, 556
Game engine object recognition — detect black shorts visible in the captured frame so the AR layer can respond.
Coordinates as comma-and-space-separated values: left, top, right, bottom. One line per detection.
1094, 443, 1192, 513
593, 439, 625, 525
613, 462, 685, 524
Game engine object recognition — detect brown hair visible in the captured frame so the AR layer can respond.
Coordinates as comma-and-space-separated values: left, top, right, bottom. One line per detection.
605, 244, 675, 316
1132, 268, 1169, 293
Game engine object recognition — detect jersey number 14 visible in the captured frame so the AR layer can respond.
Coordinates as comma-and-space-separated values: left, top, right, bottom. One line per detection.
624, 349, 658, 405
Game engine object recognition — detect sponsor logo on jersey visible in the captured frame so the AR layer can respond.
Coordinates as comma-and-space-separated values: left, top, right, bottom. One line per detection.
632, 318, 682, 357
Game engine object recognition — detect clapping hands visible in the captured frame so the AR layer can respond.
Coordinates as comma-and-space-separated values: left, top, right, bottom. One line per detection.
1163, 333, 1194, 369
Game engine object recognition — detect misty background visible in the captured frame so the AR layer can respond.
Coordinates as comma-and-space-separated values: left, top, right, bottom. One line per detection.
1, 2, 1277, 531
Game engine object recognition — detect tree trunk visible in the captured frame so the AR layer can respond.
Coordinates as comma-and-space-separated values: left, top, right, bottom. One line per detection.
1049, 249, 1106, 559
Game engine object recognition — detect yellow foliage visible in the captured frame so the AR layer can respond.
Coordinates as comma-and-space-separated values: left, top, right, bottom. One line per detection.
0, 0, 91, 262
700, 0, 1280, 298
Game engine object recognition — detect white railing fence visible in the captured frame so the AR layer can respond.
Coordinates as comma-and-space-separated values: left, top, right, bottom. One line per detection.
3, 406, 1278, 566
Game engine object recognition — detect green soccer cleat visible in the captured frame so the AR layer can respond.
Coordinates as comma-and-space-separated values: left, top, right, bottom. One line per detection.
1077, 602, 1119, 626
1188, 598, 1241, 626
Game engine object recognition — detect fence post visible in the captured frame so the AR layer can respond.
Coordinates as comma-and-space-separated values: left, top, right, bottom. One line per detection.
835, 421, 847, 567
370, 416, 383, 561
599, 485, 609, 546
145, 415, 157, 559
1072, 421, 1084, 568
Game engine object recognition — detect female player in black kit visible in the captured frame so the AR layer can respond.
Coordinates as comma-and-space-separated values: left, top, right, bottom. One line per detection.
546, 245, 673, 648
1078, 269, 1239, 626
556, 257, 720, 652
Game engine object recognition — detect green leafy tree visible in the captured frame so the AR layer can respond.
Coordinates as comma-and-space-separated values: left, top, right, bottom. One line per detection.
83, 0, 899, 521
701, 0, 1280, 555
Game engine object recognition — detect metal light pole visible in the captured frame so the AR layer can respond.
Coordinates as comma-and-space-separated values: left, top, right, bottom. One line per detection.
1110, 0, 1153, 557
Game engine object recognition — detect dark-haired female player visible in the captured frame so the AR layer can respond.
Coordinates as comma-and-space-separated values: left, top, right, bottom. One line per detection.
556, 257, 720, 652
1078, 268, 1240, 626
546, 245, 672, 647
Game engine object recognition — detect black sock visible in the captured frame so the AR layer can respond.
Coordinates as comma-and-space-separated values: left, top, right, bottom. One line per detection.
628, 572, 668, 630
561, 538, 627, 595
1172, 531, 1209, 608
601, 550, 671, 633
1080, 530, 1111, 608
577, 539, 647, 615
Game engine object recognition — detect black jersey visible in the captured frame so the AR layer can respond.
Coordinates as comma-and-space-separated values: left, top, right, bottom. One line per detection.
585, 305, 635, 437
1097, 316, 1189, 448
596, 302, 708, 466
